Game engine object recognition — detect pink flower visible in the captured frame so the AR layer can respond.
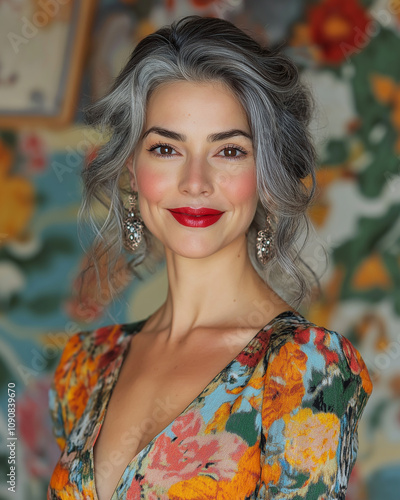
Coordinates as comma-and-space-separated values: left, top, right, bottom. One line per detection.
126, 477, 142, 499
145, 409, 247, 489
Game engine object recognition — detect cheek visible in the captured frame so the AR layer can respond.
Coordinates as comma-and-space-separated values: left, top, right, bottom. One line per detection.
135, 165, 170, 202
226, 168, 258, 205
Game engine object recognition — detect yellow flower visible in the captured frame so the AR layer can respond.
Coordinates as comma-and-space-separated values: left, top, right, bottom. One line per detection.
0, 139, 34, 241
283, 408, 340, 477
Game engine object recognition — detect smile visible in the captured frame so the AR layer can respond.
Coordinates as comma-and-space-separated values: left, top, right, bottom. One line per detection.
167, 207, 224, 228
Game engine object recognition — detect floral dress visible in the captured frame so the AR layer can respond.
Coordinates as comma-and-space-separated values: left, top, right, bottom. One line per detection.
47, 310, 373, 499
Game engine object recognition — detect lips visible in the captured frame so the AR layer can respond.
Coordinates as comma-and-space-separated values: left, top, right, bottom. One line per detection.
169, 207, 224, 216
167, 207, 224, 228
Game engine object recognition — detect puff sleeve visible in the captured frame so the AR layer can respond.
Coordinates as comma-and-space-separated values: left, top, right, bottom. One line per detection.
259, 325, 373, 500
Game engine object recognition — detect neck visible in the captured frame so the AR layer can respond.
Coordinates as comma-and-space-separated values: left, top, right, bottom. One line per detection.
146, 234, 291, 342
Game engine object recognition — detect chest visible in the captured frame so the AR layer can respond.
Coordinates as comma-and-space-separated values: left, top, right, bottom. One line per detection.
92, 330, 251, 500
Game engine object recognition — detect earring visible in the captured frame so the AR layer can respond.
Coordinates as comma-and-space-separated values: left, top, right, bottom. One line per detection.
123, 192, 144, 252
256, 215, 274, 265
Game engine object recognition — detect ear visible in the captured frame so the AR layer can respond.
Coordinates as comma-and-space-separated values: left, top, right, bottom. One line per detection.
126, 156, 137, 192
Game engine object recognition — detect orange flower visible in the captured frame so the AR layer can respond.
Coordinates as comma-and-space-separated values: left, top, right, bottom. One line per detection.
168, 444, 261, 500
218, 444, 261, 498
261, 461, 281, 486
262, 343, 308, 430
54, 334, 98, 433
54, 334, 84, 397
355, 348, 373, 395
67, 381, 89, 423
168, 475, 219, 500
49, 462, 70, 490
371, 74, 400, 153
205, 401, 233, 433
352, 252, 392, 290
390, 0, 400, 22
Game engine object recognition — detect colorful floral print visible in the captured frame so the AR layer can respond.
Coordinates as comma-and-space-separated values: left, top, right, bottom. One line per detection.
47, 310, 372, 499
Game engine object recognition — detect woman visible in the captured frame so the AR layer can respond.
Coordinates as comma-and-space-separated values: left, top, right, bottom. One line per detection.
48, 16, 373, 500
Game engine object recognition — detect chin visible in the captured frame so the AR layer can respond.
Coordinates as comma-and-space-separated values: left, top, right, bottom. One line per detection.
164, 242, 222, 260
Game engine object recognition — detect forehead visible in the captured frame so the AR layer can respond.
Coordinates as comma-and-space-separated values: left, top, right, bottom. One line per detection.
145, 80, 250, 130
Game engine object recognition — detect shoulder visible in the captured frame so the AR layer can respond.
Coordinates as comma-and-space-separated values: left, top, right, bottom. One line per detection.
53, 324, 123, 387
53, 319, 147, 389
51, 319, 145, 433
261, 312, 373, 445
265, 312, 373, 400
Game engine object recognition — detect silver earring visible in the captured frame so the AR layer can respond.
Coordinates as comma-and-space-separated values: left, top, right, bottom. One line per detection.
123, 192, 144, 252
256, 215, 274, 265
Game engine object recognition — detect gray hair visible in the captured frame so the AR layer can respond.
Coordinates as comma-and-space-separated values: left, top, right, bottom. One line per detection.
80, 15, 321, 308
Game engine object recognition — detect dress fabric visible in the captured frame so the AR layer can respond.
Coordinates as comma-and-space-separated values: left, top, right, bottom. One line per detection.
47, 310, 373, 500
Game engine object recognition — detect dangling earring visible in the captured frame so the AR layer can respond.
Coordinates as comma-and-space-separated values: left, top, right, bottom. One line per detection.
123, 192, 144, 252
256, 215, 274, 265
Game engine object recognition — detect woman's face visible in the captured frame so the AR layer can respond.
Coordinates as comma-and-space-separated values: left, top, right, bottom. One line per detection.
130, 80, 259, 259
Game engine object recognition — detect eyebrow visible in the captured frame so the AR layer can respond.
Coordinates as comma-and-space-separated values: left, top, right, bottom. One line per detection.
141, 126, 252, 142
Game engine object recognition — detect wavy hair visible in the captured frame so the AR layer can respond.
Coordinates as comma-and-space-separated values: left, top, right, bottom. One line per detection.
80, 15, 321, 307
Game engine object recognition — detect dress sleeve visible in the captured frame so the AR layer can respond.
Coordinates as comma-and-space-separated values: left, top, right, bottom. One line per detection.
260, 325, 373, 500
47, 331, 86, 451
48, 378, 67, 451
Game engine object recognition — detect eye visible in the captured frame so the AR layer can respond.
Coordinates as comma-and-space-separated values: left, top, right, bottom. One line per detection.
147, 143, 177, 157
216, 145, 248, 160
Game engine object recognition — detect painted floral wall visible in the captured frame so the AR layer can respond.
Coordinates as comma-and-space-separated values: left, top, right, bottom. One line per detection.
0, 0, 399, 499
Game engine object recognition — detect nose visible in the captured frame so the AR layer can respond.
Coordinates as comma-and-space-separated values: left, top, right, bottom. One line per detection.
177, 155, 214, 197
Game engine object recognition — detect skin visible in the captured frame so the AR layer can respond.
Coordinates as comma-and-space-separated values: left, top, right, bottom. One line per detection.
128, 79, 293, 344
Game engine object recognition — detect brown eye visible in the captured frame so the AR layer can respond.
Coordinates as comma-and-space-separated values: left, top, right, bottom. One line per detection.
159, 145, 174, 155
147, 144, 177, 156
218, 146, 247, 159
224, 148, 238, 157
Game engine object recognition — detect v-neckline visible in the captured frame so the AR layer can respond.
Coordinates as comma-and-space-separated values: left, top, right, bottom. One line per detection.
90, 309, 297, 500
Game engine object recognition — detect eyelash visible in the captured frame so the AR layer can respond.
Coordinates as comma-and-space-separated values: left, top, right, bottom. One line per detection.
146, 142, 248, 160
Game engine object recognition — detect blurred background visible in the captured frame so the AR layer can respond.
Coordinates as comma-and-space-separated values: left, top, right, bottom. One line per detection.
0, 0, 399, 498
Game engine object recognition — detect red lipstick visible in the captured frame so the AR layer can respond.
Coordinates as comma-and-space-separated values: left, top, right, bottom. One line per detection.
167, 207, 224, 228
